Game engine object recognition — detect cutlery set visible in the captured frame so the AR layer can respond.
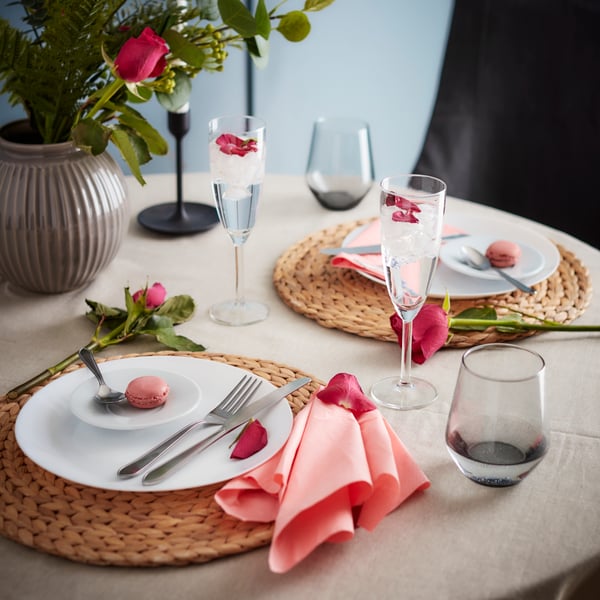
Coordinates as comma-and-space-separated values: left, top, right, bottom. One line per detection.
117, 375, 262, 479
140, 377, 310, 485
74, 351, 311, 486
114, 375, 311, 486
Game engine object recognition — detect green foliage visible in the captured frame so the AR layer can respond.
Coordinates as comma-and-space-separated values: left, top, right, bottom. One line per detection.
0, 0, 124, 143
0, 0, 335, 183
277, 11, 311, 41
451, 307, 500, 331
84, 286, 205, 352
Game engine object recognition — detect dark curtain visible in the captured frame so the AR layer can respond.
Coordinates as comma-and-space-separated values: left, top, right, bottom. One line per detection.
414, 0, 600, 248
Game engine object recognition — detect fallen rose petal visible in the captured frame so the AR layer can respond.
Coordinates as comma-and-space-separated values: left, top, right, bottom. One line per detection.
392, 210, 420, 223
384, 193, 422, 223
216, 133, 258, 157
231, 419, 268, 459
316, 373, 376, 417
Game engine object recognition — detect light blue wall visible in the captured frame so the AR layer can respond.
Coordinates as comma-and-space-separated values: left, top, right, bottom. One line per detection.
255, 0, 454, 179
0, 1, 454, 180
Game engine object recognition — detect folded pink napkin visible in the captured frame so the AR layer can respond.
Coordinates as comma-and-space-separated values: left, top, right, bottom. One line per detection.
330, 220, 464, 280
215, 373, 430, 573
330, 219, 384, 279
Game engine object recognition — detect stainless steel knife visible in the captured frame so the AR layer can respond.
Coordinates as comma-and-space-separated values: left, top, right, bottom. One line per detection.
320, 233, 468, 256
141, 376, 311, 486
320, 244, 381, 255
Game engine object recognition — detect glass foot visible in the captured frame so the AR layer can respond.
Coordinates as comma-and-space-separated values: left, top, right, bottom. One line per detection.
209, 300, 269, 326
370, 376, 438, 410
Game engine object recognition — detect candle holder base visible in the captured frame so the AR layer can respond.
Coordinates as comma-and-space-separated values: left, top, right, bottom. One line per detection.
137, 202, 219, 235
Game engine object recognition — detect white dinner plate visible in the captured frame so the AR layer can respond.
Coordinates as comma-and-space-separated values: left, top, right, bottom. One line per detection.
69, 368, 201, 430
342, 213, 560, 299
15, 356, 294, 492
439, 235, 545, 281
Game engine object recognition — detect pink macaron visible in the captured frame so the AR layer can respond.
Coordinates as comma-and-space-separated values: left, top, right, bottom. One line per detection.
125, 375, 169, 409
485, 240, 521, 268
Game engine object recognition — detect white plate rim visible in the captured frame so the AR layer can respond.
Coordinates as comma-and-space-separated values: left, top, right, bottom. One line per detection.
69, 368, 202, 430
342, 213, 561, 299
14, 356, 294, 492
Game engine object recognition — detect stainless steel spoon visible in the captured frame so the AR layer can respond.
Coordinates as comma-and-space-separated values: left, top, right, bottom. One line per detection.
78, 347, 127, 405
461, 245, 535, 294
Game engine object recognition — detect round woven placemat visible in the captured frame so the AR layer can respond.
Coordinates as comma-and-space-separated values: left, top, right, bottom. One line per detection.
273, 220, 592, 347
0, 351, 322, 567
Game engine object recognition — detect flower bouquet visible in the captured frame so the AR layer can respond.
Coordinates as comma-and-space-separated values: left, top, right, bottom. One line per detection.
0, 0, 335, 183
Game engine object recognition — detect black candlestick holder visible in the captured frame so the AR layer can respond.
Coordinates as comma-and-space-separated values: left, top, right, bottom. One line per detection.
137, 109, 219, 235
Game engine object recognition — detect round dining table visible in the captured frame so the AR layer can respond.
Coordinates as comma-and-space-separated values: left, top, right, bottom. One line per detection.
0, 173, 598, 600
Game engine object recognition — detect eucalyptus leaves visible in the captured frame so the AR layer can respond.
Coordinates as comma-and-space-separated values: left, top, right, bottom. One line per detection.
7, 283, 204, 399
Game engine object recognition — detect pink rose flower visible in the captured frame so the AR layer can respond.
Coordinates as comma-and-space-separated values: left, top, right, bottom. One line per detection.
132, 282, 167, 309
216, 133, 258, 157
316, 372, 376, 417
230, 419, 268, 459
114, 27, 169, 83
390, 304, 449, 364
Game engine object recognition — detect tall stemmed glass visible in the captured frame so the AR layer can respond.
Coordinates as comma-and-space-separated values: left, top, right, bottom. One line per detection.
371, 174, 446, 410
208, 115, 268, 326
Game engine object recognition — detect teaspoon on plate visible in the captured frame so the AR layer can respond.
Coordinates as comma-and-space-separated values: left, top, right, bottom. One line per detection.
461, 246, 535, 294
78, 347, 128, 405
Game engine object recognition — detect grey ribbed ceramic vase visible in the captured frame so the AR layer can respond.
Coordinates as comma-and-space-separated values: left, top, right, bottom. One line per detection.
0, 120, 129, 293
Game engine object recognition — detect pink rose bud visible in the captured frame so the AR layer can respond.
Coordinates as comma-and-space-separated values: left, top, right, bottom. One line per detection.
230, 419, 268, 459
132, 282, 167, 309
114, 27, 169, 83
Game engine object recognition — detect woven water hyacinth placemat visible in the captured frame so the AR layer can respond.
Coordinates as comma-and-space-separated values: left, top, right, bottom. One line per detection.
0, 351, 322, 566
273, 220, 592, 348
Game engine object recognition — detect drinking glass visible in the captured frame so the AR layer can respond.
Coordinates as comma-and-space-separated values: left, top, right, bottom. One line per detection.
305, 117, 374, 210
370, 174, 446, 410
208, 115, 268, 326
445, 343, 548, 487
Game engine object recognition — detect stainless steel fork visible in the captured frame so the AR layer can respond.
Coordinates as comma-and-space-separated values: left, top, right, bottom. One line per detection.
117, 375, 261, 478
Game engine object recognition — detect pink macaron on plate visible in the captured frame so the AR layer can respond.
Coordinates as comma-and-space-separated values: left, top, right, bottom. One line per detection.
69, 367, 201, 430
439, 234, 545, 281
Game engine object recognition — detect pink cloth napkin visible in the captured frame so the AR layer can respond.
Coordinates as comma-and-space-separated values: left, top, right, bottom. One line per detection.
330, 220, 464, 280
215, 374, 430, 573
330, 219, 385, 279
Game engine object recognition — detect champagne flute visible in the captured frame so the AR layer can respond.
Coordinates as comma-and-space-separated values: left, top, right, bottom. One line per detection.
208, 115, 268, 326
371, 174, 446, 409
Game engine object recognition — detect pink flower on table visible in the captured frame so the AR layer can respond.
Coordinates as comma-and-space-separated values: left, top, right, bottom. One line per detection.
114, 27, 169, 83
133, 282, 167, 309
390, 304, 449, 364
316, 373, 376, 418
216, 133, 258, 157
384, 193, 421, 223
230, 419, 268, 459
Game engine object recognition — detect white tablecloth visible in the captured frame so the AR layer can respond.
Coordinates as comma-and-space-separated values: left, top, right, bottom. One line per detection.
1, 173, 598, 600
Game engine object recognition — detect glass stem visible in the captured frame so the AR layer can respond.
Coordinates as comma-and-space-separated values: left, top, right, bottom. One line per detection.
399, 318, 413, 384
233, 242, 245, 307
